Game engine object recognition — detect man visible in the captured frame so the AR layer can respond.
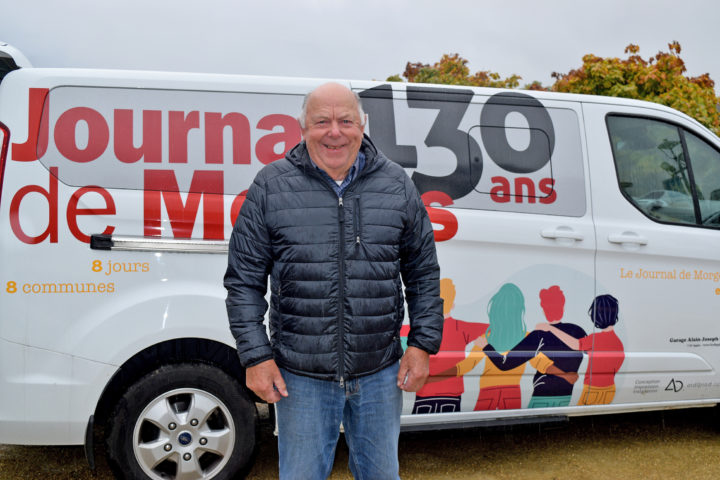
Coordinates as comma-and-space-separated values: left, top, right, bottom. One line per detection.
224, 82, 443, 479
476, 285, 584, 408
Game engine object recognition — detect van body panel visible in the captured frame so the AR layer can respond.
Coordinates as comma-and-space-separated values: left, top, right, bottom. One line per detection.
0, 337, 115, 445
1, 67, 719, 460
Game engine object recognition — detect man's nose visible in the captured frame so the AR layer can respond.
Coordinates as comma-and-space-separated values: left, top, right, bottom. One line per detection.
328, 121, 341, 136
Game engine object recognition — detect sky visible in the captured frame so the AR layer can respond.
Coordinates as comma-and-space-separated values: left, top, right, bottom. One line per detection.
1, 0, 719, 91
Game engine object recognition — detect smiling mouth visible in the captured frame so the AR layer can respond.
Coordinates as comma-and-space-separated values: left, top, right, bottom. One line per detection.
324, 144, 345, 150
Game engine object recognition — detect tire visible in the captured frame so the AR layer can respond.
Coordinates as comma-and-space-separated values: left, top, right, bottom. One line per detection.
106, 362, 257, 480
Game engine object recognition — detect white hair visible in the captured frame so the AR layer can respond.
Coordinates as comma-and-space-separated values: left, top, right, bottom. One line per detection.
297, 85, 366, 129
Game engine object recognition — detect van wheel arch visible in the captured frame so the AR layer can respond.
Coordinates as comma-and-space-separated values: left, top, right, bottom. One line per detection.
91, 339, 259, 476
105, 362, 257, 479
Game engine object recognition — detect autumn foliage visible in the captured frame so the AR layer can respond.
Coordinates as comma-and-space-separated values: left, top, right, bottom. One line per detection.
387, 53, 521, 89
389, 43, 720, 136
551, 42, 720, 136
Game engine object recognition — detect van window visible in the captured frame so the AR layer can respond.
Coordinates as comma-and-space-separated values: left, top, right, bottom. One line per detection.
608, 115, 698, 225
684, 130, 720, 226
468, 94, 586, 217
359, 85, 586, 216
0, 53, 19, 83
0, 120, 9, 199
36, 87, 304, 194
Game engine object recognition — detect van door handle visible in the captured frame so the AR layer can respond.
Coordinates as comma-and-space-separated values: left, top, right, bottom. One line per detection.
607, 232, 648, 246
540, 227, 584, 241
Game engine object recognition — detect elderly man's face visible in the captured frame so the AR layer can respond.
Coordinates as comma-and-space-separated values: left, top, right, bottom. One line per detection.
301, 83, 365, 180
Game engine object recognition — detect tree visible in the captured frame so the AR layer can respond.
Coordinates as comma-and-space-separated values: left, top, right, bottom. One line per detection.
551, 42, 720, 136
388, 53, 521, 89
389, 43, 720, 136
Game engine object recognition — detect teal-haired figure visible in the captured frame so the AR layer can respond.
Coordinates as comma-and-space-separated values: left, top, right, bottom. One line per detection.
438, 283, 556, 410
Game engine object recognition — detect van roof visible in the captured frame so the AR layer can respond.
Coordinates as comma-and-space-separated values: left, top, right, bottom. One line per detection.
1, 65, 713, 139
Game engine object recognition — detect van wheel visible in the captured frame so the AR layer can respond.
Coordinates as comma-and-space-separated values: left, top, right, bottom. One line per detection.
106, 362, 256, 480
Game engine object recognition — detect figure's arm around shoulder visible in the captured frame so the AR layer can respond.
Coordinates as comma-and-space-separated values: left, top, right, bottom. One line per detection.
484, 331, 540, 370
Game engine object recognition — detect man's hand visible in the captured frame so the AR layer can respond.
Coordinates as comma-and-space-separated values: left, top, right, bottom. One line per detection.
397, 346, 430, 392
245, 359, 288, 403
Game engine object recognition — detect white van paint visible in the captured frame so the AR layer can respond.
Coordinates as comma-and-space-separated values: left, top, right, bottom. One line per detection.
2, 43, 720, 478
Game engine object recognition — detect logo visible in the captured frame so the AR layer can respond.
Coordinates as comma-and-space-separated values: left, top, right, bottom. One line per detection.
178, 432, 193, 446
665, 379, 683, 392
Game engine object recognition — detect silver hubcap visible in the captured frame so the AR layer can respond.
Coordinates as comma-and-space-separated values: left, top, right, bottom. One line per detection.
132, 388, 235, 480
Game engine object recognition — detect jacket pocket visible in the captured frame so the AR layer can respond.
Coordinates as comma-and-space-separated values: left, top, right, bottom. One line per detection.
394, 276, 403, 326
276, 280, 283, 315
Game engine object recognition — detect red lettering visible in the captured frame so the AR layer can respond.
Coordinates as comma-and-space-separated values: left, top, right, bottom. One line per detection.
255, 114, 302, 164
143, 169, 224, 239
169, 111, 199, 164
9, 166, 58, 243
114, 109, 162, 163
539, 177, 557, 204
67, 186, 116, 243
12, 88, 49, 162
514, 177, 536, 203
204, 112, 251, 165
491, 176, 557, 204
230, 190, 248, 226
54, 107, 109, 163
421, 190, 458, 243
490, 176, 512, 203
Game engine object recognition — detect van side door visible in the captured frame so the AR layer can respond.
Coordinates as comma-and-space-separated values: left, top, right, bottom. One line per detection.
584, 102, 720, 409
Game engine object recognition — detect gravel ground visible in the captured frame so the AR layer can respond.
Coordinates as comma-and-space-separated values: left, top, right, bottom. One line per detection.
2, 407, 720, 479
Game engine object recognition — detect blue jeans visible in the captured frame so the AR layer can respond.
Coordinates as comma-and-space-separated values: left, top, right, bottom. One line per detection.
275, 363, 403, 480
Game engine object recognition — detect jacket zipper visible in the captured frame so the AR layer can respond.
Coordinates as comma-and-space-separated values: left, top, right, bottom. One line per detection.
338, 196, 346, 387
354, 196, 361, 246
303, 160, 371, 387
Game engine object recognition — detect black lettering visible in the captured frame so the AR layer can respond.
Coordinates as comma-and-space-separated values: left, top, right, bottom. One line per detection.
406, 86, 482, 199
480, 92, 555, 174
358, 84, 418, 168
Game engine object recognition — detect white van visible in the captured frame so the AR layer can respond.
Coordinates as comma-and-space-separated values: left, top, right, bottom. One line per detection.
2, 43, 720, 479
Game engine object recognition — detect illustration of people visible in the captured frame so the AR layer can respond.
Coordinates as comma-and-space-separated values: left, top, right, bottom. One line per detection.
432, 283, 553, 410
536, 294, 625, 405
475, 285, 586, 408
411, 278, 488, 414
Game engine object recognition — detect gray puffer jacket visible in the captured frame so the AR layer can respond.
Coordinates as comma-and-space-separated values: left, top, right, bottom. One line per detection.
225, 135, 442, 381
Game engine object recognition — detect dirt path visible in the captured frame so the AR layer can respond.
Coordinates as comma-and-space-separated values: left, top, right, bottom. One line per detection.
2, 407, 719, 479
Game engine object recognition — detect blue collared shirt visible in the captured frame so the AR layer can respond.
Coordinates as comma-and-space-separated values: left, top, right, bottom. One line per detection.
311, 151, 366, 197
